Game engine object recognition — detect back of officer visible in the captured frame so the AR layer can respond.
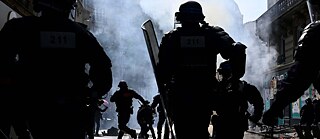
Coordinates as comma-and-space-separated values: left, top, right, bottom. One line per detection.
0, 0, 113, 138
214, 61, 264, 139
157, 1, 247, 138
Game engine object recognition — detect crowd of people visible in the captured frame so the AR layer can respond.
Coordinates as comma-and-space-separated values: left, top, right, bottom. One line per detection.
1, 0, 320, 139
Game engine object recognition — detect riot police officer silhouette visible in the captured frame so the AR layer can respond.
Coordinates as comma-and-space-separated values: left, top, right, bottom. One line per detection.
157, 1, 247, 138
214, 60, 264, 139
110, 80, 148, 139
0, 0, 113, 138
151, 94, 171, 139
137, 100, 156, 139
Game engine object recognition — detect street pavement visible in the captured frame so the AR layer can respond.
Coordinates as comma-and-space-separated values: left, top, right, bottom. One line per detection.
91, 128, 289, 139
93, 131, 299, 139
92, 132, 267, 139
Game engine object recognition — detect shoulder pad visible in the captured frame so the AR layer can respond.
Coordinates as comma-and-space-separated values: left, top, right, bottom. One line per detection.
76, 22, 88, 29
163, 29, 179, 39
298, 21, 320, 43
201, 25, 224, 32
212, 26, 224, 32
210, 26, 231, 37
166, 29, 177, 35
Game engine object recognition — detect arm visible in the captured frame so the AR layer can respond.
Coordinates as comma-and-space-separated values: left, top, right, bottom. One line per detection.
0, 19, 20, 90
157, 32, 177, 93
87, 31, 113, 98
110, 91, 118, 102
132, 90, 146, 104
214, 26, 247, 80
151, 95, 160, 109
245, 83, 264, 123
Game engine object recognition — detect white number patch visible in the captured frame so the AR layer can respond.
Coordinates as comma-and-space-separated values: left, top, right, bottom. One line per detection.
180, 36, 205, 48
40, 31, 76, 48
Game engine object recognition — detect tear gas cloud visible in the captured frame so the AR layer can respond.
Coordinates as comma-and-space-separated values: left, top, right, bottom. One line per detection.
86, 0, 277, 129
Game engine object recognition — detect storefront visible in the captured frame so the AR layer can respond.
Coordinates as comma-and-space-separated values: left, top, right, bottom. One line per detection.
264, 68, 318, 126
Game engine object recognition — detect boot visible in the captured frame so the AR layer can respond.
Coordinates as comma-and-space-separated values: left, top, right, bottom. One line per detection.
117, 131, 124, 139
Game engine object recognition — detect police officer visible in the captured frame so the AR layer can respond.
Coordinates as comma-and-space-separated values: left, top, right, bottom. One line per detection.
214, 61, 264, 139
110, 80, 148, 139
137, 100, 156, 139
262, 0, 320, 126
151, 94, 171, 139
299, 98, 315, 138
157, 1, 247, 138
0, 0, 113, 138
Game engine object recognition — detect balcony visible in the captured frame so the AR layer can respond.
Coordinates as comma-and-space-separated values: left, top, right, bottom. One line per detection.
256, 0, 305, 41
258, 0, 304, 25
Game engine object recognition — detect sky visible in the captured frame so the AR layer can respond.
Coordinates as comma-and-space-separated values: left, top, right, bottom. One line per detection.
88, 0, 277, 129
234, 0, 267, 22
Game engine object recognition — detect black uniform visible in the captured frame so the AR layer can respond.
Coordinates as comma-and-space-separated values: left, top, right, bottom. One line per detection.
214, 80, 264, 139
137, 102, 156, 139
262, 21, 320, 126
110, 84, 146, 139
299, 98, 315, 138
158, 19, 246, 139
0, 9, 113, 139
84, 98, 108, 139
151, 94, 170, 139
94, 102, 108, 136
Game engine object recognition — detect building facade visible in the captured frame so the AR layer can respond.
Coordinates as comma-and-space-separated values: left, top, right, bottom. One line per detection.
0, 0, 91, 30
256, 0, 319, 126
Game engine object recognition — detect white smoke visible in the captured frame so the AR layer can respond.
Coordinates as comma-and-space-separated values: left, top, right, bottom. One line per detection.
87, 0, 276, 130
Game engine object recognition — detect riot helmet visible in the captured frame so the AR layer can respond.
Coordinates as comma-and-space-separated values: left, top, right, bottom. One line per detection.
33, 0, 76, 13
175, 1, 205, 23
118, 80, 128, 89
217, 60, 233, 81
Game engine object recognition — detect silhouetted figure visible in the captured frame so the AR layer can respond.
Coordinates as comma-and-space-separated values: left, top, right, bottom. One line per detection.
157, 1, 247, 138
84, 98, 108, 139
137, 101, 156, 139
312, 99, 320, 138
300, 98, 315, 139
95, 100, 108, 136
151, 94, 171, 139
84, 96, 96, 139
262, 0, 320, 127
213, 60, 264, 139
314, 99, 320, 125
110, 80, 148, 139
0, 0, 113, 138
